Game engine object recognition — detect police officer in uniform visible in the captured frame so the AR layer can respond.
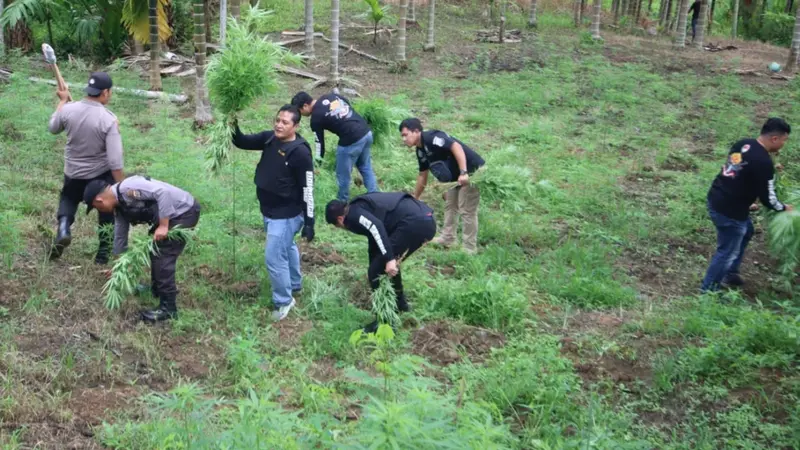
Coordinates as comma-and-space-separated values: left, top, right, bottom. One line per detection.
83, 176, 201, 322
325, 192, 436, 332
399, 118, 485, 254
231, 105, 315, 321
48, 72, 124, 263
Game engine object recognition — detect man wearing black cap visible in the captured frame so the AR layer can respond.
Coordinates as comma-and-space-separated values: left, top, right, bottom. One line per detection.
84, 175, 201, 322
325, 192, 436, 333
48, 72, 124, 264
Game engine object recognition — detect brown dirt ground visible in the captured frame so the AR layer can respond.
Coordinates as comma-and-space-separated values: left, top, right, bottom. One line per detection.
410, 320, 506, 366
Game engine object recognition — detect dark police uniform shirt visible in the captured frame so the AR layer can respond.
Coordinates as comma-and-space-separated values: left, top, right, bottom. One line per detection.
416, 130, 485, 175
707, 138, 786, 221
231, 126, 314, 222
344, 193, 432, 262
310, 93, 371, 159
112, 176, 195, 254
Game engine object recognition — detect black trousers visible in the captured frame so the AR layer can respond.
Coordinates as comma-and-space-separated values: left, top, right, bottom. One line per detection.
58, 171, 115, 249
150, 202, 201, 298
367, 215, 436, 302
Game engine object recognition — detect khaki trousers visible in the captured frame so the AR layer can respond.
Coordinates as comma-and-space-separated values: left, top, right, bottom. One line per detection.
439, 184, 480, 252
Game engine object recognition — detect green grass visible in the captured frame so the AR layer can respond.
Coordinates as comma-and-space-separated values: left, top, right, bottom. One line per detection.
2, 2, 800, 449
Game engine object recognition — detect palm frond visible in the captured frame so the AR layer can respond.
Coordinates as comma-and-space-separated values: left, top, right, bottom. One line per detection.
121, 0, 172, 44
0, 0, 45, 31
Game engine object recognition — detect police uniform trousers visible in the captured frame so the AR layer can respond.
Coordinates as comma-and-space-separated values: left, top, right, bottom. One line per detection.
367, 211, 437, 304
58, 171, 116, 246
151, 202, 201, 298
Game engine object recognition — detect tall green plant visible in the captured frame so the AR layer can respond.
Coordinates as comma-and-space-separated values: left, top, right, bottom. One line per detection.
204, 7, 301, 173
360, 0, 390, 43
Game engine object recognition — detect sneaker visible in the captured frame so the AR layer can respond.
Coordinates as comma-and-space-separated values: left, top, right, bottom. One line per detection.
272, 298, 296, 322
722, 273, 745, 288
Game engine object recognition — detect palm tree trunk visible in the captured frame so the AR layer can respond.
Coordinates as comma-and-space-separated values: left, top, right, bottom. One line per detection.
149, 0, 162, 91
45, 12, 54, 45
528, 0, 538, 27
230, 0, 240, 20
674, 0, 689, 47
707, 0, 715, 33
424, 0, 436, 50
305, 0, 314, 57
621, 0, 629, 19
0, 0, 4, 57
648, 0, 653, 14
396, 0, 409, 63
732, 0, 740, 37
219, 0, 227, 46
410, 0, 416, 22
787, 2, 800, 71
134, 37, 144, 55
658, 0, 666, 25
786, 0, 795, 13
330, 0, 340, 85
574, 0, 583, 26
193, 0, 212, 126
204, 0, 213, 48
590, 0, 602, 38
694, 0, 707, 47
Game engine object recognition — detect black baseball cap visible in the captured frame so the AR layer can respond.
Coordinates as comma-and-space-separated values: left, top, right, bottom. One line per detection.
85, 72, 113, 96
83, 179, 110, 214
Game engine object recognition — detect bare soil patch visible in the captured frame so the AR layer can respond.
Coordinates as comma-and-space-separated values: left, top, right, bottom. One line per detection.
411, 320, 505, 366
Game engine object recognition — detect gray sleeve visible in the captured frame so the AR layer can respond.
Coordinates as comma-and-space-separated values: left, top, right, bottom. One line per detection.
48, 110, 65, 134
113, 212, 130, 255
105, 121, 124, 170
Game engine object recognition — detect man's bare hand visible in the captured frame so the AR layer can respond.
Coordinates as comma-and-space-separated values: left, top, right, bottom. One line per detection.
56, 89, 71, 102
749, 203, 760, 211
776, 163, 784, 172
385, 259, 399, 277
154, 225, 169, 241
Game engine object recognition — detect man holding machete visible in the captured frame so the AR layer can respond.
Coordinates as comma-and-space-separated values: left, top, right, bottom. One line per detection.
48, 72, 125, 264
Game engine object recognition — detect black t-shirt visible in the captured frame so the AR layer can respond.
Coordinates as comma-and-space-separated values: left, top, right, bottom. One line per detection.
707, 138, 786, 221
689, 1, 700, 21
416, 130, 485, 175
310, 93, 371, 159
231, 126, 315, 221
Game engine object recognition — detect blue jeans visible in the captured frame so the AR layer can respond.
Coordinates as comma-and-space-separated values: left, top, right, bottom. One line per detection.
691, 18, 698, 41
264, 214, 304, 306
701, 205, 754, 292
336, 131, 379, 201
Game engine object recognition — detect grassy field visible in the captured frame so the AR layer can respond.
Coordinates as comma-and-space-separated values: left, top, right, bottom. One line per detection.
2, 1, 800, 448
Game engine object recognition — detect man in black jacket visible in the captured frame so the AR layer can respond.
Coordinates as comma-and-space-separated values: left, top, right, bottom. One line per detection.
291, 91, 379, 202
325, 192, 436, 332
701, 118, 793, 292
232, 105, 315, 321
399, 118, 485, 254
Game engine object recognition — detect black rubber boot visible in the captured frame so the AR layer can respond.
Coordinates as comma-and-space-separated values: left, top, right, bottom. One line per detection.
396, 295, 410, 313
50, 217, 72, 260
362, 320, 380, 334
141, 294, 178, 322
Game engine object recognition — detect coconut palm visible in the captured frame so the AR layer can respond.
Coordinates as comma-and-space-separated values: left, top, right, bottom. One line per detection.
230, 0, 239, 19
674, 0, 689, 48
528, 0, 538, 28
424, 0, 435, 51
590, 0, 602, 39
395, 0, 408, 63
304, 0, 314, 57
787, 2, 800, 71
120, 0, 171, 90
0, 0, 4, 56
194, 0, 212, 126
220, 0, 227, 45
693, 0, 707, 48
732, 0, 739, 37
330, 0, 340, 85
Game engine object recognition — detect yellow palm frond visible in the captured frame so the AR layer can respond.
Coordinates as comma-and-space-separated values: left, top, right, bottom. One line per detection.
121, 0, 172, 44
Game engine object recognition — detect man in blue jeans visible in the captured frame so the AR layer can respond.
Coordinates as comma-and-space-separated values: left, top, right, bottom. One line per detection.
291, 91, 379, 201
701, 118, 793, 292
231, 105, 315, 320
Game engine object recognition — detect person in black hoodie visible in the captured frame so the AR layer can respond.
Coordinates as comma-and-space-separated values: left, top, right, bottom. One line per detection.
701, 118, 793, 292
231, 105, 315, 321
325, 192, 436, 333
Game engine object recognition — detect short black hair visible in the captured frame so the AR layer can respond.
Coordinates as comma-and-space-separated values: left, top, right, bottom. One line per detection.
291, 91, 314, 109
325, 200, 347, 225
399, 118, 423, 133
278, 105, 301, 125
761, 118, 791, 136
